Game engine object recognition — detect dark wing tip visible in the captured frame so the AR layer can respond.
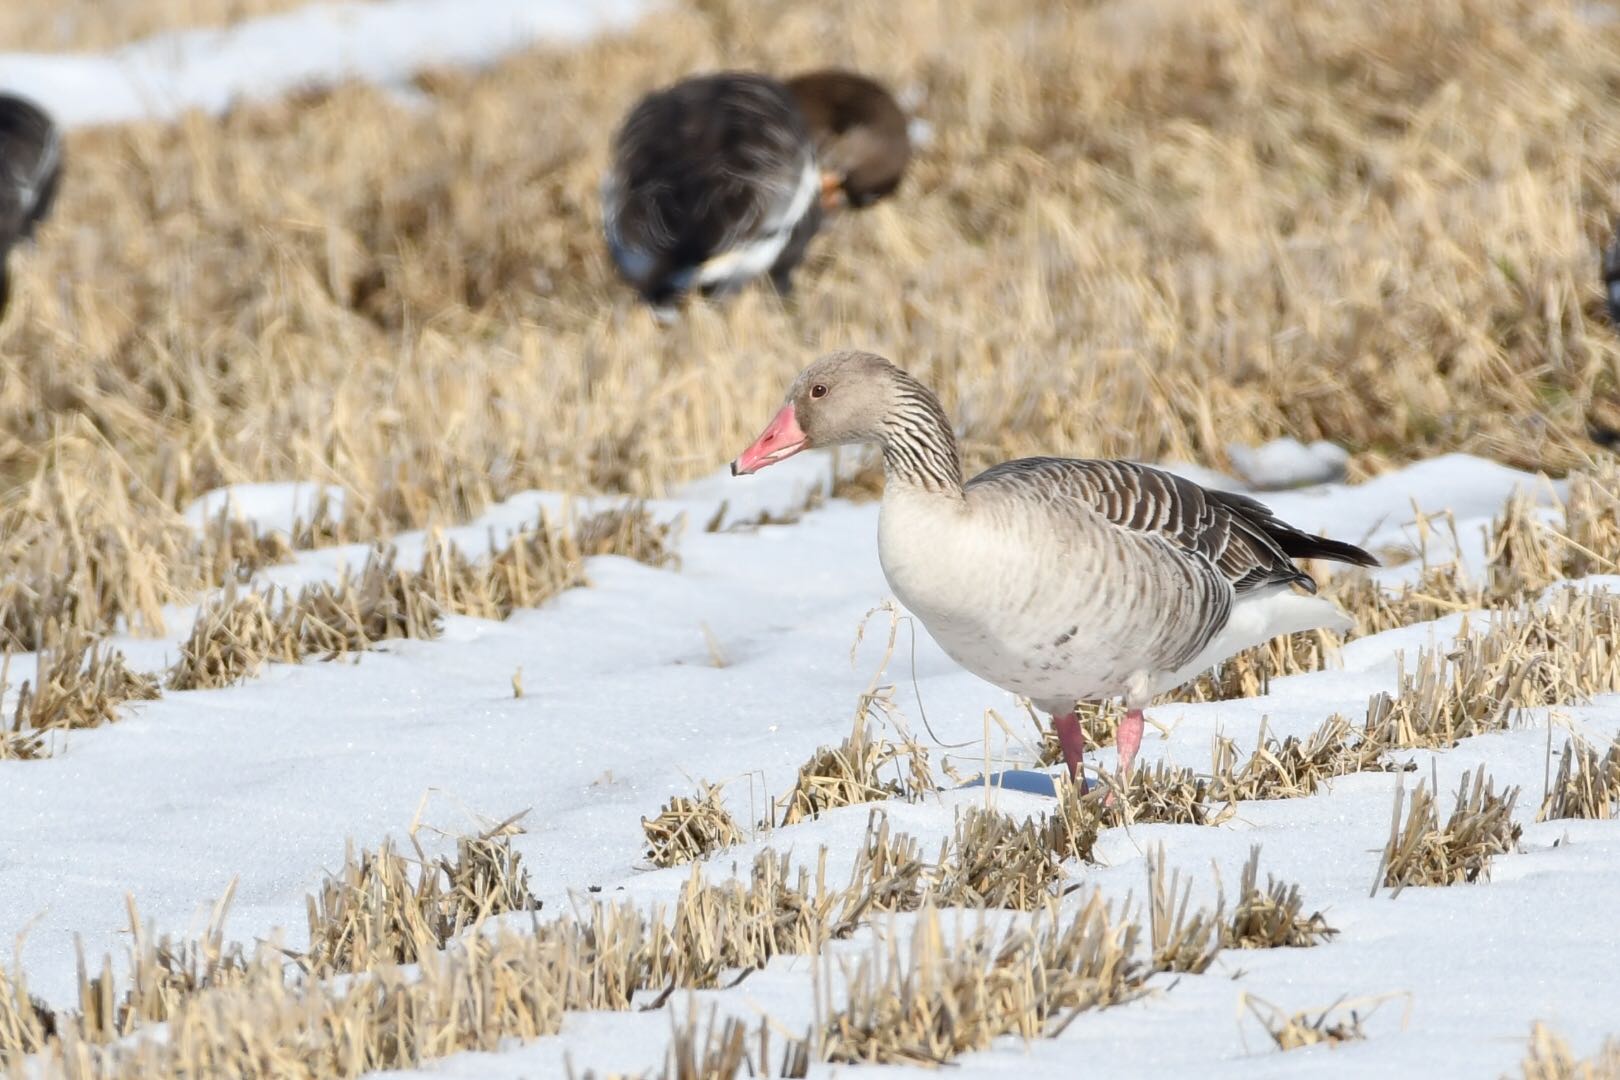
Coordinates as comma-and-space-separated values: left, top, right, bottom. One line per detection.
1275, 530, 1381, 569
1203, 485, 1379, 570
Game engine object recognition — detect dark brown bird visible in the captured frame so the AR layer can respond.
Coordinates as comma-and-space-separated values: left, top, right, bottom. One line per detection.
785, 69, 912, 213
0, 94, 61, 320
602, 72, 821, 319
602, 70, 913, 317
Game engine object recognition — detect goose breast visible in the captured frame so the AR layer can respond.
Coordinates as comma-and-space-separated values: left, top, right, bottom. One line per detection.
877, 480, 1232, 707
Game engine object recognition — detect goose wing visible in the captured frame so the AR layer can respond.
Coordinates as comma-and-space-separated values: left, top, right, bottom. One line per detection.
965, 457, 1375, 596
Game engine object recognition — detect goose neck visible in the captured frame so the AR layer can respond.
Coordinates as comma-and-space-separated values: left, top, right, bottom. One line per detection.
878, 377, 963, 497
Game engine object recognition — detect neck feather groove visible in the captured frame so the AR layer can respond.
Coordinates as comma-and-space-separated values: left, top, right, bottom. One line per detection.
880, 372, 963, 494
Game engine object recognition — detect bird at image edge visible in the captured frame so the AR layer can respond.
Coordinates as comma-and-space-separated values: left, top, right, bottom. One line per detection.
0, 93, 62, 320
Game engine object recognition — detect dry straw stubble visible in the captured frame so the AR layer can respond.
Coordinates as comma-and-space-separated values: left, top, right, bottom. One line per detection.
0, 0, 355, 51
3, 628, 160, 759
300, 822, 541, 976
1379, 770, 1522, 893
14, 0, 1620, 1069
1209, 715, 1406, 803
1244, 994, 1370, 1051
772, 711, 934, 828
1518, 1022, 1620, 1080
817, 898, 1143, 1066
1222, 845, 1338, 950
642, 783, 747, 869
1144, 845, 1335, 976
1539, 736, 1620, 821
166, 504, 666, 692
12, 0, 1620, 671
5, 809, 1148, 1076
637, 1007, 810, 1080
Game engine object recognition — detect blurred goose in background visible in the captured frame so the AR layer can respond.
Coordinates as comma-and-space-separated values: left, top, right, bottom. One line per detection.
731, 351, 1378, 794
603, 69, 913, 318
1604, 222, 1620, 326
786, 69, 911, 213
603, 72, 820, 319
1590, 226, 1620, 448
0, 94, 62, 319
763, 69, 912, 290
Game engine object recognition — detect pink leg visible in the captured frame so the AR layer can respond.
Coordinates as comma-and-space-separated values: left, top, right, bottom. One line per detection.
1116, 708, 1146, 780
1051, 712, 1089, 794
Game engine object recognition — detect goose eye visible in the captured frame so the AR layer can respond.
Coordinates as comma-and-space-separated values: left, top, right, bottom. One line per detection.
811, 384, 829, 399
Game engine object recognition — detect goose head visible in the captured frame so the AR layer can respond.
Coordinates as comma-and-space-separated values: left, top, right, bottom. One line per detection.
786, 70, 911, 213
731, 351, 898, 474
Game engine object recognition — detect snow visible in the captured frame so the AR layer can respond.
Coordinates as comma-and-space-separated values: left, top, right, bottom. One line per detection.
4, 448, 1616, 1077
183, 481, 347, 536
1228, 436, 1352, 490
1, 1, 1605, 1068
0, 0, 650, 130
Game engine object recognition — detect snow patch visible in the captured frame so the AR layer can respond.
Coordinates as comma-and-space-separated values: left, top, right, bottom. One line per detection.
183, 482, 346, 537
1228, 435, 1351, 489
0, 0, 650, 130
4, 450, 1613, 1078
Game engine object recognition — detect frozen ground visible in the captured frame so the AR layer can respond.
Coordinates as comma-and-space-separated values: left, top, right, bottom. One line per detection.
1, 4, 1612, 1073
0, 0, 649, 129
3, 447, 1617, 1077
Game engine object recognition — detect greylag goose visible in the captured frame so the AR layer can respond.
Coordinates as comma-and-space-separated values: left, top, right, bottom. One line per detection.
603, 72, 820, 318
785, 69, 911, 213
0, 94, 61, 319
731, 352, 1378, 791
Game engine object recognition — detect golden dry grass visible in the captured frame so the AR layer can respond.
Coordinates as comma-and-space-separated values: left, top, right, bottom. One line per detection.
3, 628, 160, 759
818, 898, 1143, 1066
1329, 459, 1620, 636
1378, 770, 1522, 892
9, 0, 1620, 657
299, 823, 540, 976
1209, 715, 1409, 803
0, 811, 1153, 1077
642, 783, 746, 868
639, 1008, 809, 1080
1363, 589, 1620, 751
1222, 846, 1338, 949
12, 0, 1620, 1071
771, 710, 934, 827
932, 806, 1067, 910
1519, 1023, 1620, 1080
1245, 994, 1369, 1051
1169, 631, 1343, 703
1102, 760, 1234, 827
1538, 736, 1620, 821
5, 504, 666, 757
1145, 848, 1224, 975
164, 585, 300, 689
1143, 845, 1334, 975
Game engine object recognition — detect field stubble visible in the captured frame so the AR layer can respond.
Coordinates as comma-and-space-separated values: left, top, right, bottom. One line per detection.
6, 0, 1620, 648
6, 0, 1620, 1073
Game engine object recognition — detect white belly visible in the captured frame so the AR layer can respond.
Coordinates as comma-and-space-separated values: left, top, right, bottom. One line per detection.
876, 485, 1357, 711
876, 488, 1141, 707
696, 157, 819, 292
